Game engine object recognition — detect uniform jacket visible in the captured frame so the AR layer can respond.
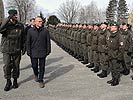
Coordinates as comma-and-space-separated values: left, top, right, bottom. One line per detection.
86, 29, 92, 46
26, 26, 51, 58
91, 30, 99, 51
120, 30, 133, 52
0, 17, 25, 54
107, 31, 123, 60
98, 29, 108, 53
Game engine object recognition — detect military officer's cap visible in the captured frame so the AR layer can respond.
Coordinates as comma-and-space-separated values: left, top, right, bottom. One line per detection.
8, 9, 17, 15
101, 22, 108, 26
110, 22, 119, 27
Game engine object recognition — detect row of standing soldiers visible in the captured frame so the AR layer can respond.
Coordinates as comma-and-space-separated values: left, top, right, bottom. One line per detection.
48, 22, 133, 86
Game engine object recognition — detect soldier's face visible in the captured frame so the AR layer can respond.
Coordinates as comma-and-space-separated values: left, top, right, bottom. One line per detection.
83, 25, 86, 29
79, 25, 82, 28
100, 24, 107, 29
122, 25, 128, 30
110, 26, 118, 32
88, 25, 93, 29
94, 26, 99, 30
12, 14, 18, 21
73, 25, 75, 28
120, 25, 123, 29
76, 24, 78, 28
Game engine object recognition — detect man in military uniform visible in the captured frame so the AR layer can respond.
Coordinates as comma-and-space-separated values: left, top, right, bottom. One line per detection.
97, 22, 109, 78
0, 9, 26, 91
107, 23, 123, 86
86, 24, 94, 68
91, 24, 100, 73
80, 24, 88, 64
120, 23, 132, 75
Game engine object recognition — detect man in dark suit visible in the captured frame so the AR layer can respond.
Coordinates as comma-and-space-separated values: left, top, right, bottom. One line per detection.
26, 16, 51, 88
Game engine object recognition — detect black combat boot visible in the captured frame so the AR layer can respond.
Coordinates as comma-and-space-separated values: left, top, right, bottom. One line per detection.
97, 70, 107, 78
91, 67, 96, 71
107, 78, 114, 84
12, 78, 18, 89
93, 67, 100, 73
91, 66, 99, 73
82, 59, 88, 64
4, 79, 12, 91
121, 69, 130, 75
86, 63, 94, 68
111, 78, 119, 86
78, 57, 83, 61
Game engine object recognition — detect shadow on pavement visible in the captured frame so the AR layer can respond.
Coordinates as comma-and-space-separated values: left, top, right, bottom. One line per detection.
19, 64, 74, 85
20, 64, 32, 71
44, 64, 74, 84
46, 57, 64, 66
45, 64, 63, 74
19, 74, 34, 85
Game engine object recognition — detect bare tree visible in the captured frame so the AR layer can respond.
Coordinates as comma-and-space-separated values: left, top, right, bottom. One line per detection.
57, 0, 80, 23
78, 6, 87, 24
0, 0, 4, 22
78, 1, 106, 24
6, 0, 36, 24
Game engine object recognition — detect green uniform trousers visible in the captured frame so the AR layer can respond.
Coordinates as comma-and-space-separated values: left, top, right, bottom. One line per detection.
3, 53, 21, 79
109, 59, 123, 79
99, 52, 109, 71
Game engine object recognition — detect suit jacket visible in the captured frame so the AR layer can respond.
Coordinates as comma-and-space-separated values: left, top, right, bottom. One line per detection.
26, 26, 51, 58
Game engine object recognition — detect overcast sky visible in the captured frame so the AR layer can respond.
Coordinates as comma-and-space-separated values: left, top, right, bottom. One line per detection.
36, 0, 132, 14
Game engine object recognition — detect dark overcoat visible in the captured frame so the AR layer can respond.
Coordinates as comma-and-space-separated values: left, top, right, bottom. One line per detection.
26, 26, 51, 58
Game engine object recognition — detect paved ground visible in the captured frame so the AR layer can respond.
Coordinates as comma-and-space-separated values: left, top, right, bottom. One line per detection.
0, 40, 133, 100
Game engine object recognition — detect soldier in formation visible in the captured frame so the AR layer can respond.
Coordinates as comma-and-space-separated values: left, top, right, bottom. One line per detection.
48, 21, 133, 86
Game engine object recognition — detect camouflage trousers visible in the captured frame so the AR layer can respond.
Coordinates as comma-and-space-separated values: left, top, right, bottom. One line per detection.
3, 53, 21, 79
82, 43, 88, 61
98, 52, 109, 71
92, 50, 99, 67
122, 51, 132, 70
87, 46, 92, 64
109, 59, 123, 79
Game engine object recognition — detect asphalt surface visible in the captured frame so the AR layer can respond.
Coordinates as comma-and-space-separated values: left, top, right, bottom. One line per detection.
0, 40, 133, 100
